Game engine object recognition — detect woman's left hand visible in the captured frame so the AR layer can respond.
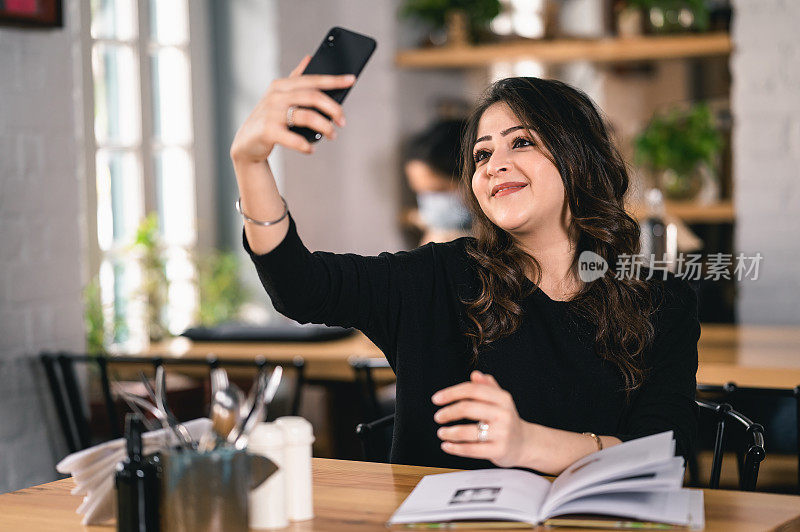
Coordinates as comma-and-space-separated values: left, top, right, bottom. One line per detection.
433, 370, 530, 468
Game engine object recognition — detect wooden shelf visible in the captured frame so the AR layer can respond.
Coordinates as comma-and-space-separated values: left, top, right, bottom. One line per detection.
627, 199, 735, 224
395, 33, 731, 69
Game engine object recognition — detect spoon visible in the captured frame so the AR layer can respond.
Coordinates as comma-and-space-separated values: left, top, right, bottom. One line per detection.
199, 366, 230, 452
210, 382, 244, 446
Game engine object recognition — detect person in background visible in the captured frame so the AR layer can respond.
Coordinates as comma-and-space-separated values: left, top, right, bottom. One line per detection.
230, 56, 699, 474
404, 119, 472, 245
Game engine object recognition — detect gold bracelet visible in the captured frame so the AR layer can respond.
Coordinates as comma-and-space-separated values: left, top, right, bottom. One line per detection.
583, 431, 603, 451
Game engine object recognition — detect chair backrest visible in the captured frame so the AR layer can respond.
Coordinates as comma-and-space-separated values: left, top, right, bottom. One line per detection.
695, 398, 766, 491
355, 413, 394, 462
349, 356, 392, 422
697, 382, 799, 493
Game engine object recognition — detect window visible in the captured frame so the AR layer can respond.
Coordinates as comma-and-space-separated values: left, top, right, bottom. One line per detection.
87, 0, 198, 350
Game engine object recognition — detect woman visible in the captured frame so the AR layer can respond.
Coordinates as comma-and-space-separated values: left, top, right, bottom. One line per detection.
403, 118, 472, 245
231, 55, 700, 475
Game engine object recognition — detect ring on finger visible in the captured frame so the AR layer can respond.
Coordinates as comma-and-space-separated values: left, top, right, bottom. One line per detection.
287, 105, 297, 128
476, 421, 490, 443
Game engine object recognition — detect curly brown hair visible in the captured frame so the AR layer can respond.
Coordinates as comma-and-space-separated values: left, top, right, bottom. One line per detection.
458, 77, 655, 393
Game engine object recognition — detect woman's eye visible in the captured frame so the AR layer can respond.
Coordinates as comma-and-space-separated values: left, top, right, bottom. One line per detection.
473, 150, 490, 163
513, 137, 533, 148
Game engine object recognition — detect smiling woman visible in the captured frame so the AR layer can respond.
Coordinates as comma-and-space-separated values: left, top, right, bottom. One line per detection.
232, 66, 699, 475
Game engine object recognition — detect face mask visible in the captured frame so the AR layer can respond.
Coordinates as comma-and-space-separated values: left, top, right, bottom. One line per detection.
416, 191, 472, 231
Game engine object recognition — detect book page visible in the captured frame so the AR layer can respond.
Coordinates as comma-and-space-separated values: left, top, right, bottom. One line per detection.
545, 431, 675, 513
540, 457, 685, 518
544, 489, 705, 529
387, 469, 550, 526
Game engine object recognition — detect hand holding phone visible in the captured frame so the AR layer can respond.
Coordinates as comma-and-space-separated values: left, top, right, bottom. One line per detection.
289, 27, 376, 143
230, 27, 374, 164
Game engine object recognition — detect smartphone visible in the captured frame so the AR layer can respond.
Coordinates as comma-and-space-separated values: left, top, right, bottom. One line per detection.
290, 26, 377, 143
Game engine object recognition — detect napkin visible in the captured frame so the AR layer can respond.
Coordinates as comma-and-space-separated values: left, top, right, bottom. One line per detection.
56, 418, 212, 525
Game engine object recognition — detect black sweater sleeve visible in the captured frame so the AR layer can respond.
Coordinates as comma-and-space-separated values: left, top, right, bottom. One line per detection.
614, 276, 701, 459
242, 213, 439, 367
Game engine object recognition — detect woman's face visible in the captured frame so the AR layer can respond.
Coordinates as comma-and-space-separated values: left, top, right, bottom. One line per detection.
471, 102, 569, 239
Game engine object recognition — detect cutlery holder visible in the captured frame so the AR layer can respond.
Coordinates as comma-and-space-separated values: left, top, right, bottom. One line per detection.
160, 447, 276, 532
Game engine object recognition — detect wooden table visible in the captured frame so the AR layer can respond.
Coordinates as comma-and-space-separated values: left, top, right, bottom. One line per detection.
147, 332, 384, 382
147, 324, 800, 389
1, 458, 800, 531
697, 324, 800, 389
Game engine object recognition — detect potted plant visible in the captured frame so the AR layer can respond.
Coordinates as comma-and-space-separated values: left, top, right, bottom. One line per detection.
196, 251, 248, 326
400, 0, 502, 46
634, 103, 723, 201
132, 213, 170, 342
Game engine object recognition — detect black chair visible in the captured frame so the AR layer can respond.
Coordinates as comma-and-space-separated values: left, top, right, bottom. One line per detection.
40, 351, 306, 452
349, 356, 393, 420
355, 400, 767, 482
355, 413, 394, 462
692, 398, 766, 491
697, 382, 799, 493
349, 356, 392, 422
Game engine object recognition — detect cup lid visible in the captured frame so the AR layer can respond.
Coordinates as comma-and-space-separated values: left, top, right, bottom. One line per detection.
248, 422, 285, 449
275, 416, 315, 444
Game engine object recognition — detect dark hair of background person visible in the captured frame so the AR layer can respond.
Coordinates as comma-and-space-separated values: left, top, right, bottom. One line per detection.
404, 119, 468, 180
458, 77, 657, 394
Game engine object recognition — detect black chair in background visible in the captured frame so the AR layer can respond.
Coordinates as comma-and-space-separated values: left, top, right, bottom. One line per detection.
696, 382, 799, 493
350, 356, 394, 462
355, 414, 395, 462
349, 356, 392, 422
40, 351, 306, 453
353, 400, 767, 485
691, 399, 766, 491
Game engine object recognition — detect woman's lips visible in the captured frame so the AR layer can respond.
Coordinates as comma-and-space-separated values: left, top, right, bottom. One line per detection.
493, 184, 527, 197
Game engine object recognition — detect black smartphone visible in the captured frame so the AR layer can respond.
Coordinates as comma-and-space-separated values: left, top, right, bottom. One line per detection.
290, 26, 377, 143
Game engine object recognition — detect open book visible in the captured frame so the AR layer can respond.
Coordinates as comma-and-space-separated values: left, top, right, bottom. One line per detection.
389, 431, 704, 529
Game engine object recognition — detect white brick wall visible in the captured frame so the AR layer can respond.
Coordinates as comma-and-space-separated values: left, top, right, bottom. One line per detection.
732, 0, 800, 324
0, 1, 85, 492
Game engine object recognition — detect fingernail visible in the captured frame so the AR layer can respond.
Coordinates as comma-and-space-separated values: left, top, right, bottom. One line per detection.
437, 428, 444, 439
340, 116, 347, 127
345, 74, 356, 82
434, 411, 441, 422
431, 393, 442, 404
441, 442, 451, 450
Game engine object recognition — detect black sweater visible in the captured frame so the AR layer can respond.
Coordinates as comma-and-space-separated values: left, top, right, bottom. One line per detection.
244, 214, 700, 469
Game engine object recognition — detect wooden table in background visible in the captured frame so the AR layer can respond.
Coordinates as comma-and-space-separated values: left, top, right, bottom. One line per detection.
697, 324, 800, 389
147, 332, 384, 382
2, 458, 800, 531
147, 324, 800, 389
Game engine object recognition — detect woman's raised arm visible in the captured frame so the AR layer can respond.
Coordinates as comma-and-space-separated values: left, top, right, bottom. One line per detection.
229, 55, 354, 255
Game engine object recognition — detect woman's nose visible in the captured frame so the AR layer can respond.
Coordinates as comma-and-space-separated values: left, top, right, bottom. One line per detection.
486, 155, 510, 177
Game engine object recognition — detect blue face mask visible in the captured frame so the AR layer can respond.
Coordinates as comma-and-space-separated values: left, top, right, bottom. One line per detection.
416, 191, 472, 231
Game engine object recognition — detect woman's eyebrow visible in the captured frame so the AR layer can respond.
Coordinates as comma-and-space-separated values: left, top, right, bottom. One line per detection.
473, 125, 526, 146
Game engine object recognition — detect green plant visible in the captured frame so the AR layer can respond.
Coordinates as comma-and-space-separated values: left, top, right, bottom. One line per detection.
196, 251, 248, 327
84, 278, 106, 355
635, 103, 723, 177
83, 275, 129, 353
624, 0, 710, 31
133, 213, 169, 342
400, 0, 501, 40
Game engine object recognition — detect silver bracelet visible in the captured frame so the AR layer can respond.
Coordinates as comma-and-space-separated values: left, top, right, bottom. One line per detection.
235, 196, 288, 226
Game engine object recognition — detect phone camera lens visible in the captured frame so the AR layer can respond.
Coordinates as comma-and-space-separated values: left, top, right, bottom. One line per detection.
327, 35, 335, 47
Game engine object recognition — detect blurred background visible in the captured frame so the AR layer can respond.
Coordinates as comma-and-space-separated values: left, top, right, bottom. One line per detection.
1, 0, 799, 495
